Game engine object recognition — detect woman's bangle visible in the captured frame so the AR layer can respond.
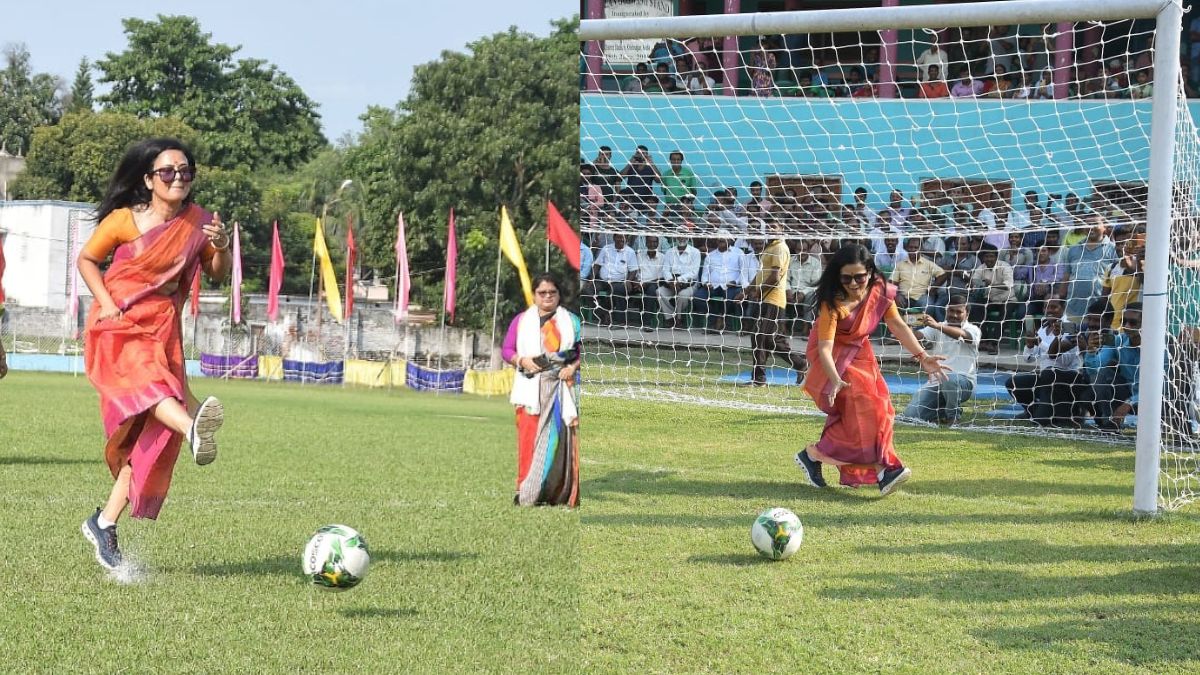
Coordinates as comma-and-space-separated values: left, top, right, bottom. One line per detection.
210, 238, 230, 252
911, 351, 929, 362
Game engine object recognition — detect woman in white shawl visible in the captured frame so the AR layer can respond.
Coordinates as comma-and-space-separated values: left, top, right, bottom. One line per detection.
501, 273, 581, 506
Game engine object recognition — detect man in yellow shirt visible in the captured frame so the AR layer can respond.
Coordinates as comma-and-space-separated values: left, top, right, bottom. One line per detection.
744, 220, 807, 386
892, 237, 948, 313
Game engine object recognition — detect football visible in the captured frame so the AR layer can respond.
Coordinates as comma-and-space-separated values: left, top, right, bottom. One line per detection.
302, 524, 371, 591
750, 507, 803, 560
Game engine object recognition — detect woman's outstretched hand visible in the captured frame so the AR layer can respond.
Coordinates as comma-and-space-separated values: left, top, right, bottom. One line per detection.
919, 354, 952, 383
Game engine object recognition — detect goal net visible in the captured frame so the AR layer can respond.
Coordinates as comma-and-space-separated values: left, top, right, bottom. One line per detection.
579, 0, 1200, 512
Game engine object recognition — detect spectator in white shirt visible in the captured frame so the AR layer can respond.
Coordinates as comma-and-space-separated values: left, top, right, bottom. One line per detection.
914, 41, 950, 82
786, 240, 824, 337
635, 236, 667, 330
696, 232, 746, 333
656, 237, 703, 329
1006, 298, 1071, 418
852, 186, 878, 234
901, 295, 982, 423
968, 242, 1016, 354
592, 232, 639, 326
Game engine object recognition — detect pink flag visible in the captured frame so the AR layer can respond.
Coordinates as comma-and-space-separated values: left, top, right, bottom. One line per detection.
267, 220, 284, 322
395, 212, 410, 323
231, 222, 243, 324
444, 208, 457, 322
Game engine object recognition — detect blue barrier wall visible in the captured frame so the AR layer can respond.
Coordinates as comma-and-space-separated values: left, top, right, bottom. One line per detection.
581, 94, 1191, 208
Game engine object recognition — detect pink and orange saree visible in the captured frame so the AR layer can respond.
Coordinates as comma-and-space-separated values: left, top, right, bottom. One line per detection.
803, 282, 904, 487
83, 205, 213, 519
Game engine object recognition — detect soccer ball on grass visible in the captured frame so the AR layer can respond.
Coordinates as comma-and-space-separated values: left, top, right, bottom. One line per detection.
750, 507, 803, 560
302, 524, 370, 591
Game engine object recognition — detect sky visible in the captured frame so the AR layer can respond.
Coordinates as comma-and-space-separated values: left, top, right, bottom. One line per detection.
3, 0, 573, 142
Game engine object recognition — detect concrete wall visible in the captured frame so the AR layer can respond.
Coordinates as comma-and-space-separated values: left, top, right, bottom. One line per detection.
0, 201, 96, 310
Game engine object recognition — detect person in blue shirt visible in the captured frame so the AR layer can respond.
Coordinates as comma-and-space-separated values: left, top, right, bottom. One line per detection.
1092, 302, 1142, 433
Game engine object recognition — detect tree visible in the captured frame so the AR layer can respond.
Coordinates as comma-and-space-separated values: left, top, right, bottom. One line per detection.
344, 18, 579, 329
10, 110, 201, 202
95, 15, 326, 171
66, 58, 94, 113
0, 43, 65, 155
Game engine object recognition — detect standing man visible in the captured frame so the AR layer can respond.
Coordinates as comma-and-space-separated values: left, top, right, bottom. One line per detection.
745, 222, 807, 386
620, 145, 662, 214
592, 146, 621, 203
661, 151, 699, 216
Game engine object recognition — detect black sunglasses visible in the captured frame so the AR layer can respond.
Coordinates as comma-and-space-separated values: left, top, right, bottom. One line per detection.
149, 166, 196, 184
839, 272, 871, 285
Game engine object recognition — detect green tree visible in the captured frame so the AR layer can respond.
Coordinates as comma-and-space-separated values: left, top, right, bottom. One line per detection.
95, 15, 326, 171
66, 58, 94, 113
10, 110, 200, 202
0, 43, 65, 155
344, 18, 579, 329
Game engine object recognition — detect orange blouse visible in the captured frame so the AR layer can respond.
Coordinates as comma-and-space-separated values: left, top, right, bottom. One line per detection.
83, 209, 218, 269
814, 299, 901, 341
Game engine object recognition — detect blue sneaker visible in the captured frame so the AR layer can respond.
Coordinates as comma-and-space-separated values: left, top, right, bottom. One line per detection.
81, 508, 122, 571
794, 449, 827, 488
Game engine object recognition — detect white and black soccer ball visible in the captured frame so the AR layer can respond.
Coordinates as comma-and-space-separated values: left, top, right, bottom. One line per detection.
302, 524, 370, 591
750, 507, 803, 560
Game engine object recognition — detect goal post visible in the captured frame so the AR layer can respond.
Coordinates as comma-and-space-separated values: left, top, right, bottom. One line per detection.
580, 0, 1195, 515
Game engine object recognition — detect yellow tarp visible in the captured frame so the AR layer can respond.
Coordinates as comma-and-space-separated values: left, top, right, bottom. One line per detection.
258, 355, 283, 381
344, 359, 407, 388
464, 368, 514, 396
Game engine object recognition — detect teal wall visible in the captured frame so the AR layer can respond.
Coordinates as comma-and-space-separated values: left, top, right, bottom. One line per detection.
580, 93, 1188, 208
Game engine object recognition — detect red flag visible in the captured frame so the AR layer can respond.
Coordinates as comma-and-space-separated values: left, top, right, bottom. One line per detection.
546, 200, 581, 269
231, 222, 243, 324
344, 214, 357, 319
395, 212, 410, 323
189, 266, 201, 317
444, 208, 457, 322
0, 233, 7, 305
267, 221, 284, 322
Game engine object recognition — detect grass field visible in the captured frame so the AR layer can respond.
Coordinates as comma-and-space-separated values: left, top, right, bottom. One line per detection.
581, 395, 1200, 673
4, 371, 1200, 673
1, 372, 577, 673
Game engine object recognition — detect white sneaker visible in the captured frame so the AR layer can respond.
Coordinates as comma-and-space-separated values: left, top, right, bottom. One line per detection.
189, 396, 224, 466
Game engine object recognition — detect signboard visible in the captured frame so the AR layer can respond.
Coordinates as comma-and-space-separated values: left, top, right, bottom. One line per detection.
603, 0, 675, 65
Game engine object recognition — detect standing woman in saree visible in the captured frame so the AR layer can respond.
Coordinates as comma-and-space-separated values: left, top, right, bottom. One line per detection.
502, 273, 581, 507
795, 244, 948, 496
77, 138, 232, 571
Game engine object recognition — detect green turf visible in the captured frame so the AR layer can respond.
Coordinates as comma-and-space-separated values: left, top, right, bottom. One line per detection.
1, 372, 577, 673
580, 395, 1200, 674
6, 371, 1200, 673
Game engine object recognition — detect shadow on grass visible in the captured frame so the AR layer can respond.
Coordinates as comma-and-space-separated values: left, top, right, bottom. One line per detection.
583, 509, 1126, 530
971, 610, 1200, 666
0, 456, 93, 466
339, 607, 418, 619
853, 539, 1200, 565
191, 549, 478, 577
584, 469, 1128, 504
819, 565, 1200, 604
686, 553, 776, 567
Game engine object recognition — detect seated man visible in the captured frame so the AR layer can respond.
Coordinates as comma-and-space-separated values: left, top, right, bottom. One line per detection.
902, 295, 981, 424
1007, 298, 1071, 420
786, 240, 823, 337
1035, 308, 1106, 428
591, 232, 639, 326
968, 242, 1016, 354
656, 237, 702, 329
892, 236, 947, 314
635, 236, 666, 330
694, 232, 746, 333
1092, 302, 1143, 433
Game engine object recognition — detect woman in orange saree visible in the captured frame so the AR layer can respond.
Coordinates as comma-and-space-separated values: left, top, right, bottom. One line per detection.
77, 138, 231, 571
796, 244, 948, 496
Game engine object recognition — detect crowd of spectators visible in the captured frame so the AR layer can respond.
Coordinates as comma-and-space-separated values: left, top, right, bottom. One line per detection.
579, 144, 1200, 435
598, 23, 1200, 100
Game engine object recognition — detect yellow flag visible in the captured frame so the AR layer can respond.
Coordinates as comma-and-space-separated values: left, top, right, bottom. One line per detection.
313, 217, 344, 322
499, 206, 534, 306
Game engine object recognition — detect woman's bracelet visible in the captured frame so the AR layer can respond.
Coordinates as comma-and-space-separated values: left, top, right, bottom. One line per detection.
911, 351, 929, 362
210, 238, 230, 252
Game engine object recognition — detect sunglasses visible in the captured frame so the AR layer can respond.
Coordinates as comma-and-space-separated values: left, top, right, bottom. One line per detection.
149, 166, 196, 184
839, 272, 871, 285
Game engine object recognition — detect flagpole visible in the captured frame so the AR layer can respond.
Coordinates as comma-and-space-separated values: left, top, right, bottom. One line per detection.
489, 231, 503, 369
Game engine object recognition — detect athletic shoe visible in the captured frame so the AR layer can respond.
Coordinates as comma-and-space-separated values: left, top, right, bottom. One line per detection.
190, 396, 224, 466
794, 449, 827, 488
81, 508, 122, 571
878, 466, 912, 497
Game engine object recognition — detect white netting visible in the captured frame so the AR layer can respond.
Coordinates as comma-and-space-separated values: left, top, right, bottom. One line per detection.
580, 8, 1200, 510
